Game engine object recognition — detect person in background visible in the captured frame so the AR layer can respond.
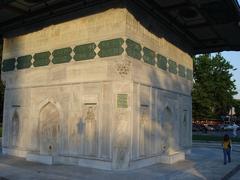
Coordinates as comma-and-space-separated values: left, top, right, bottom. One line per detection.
222, 134, 232, 165
232, 122, 239, 137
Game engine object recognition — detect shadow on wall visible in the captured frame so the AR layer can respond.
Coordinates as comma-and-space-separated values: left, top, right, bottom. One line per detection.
138, 64, 191, 157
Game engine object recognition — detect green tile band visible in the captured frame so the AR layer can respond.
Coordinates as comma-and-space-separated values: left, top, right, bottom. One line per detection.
178, 64, 186, 78
1, 37, 193, 81
186, 69, 193, 80
2, 58, 16, 72
52, 47, 72, 64
98, 38, 124, 57
33, 51, 51, 67
143, 47, 155, 65
126, 39, 142, 60
73, 43, 96, 61
17, 55, 32, 69
157, 54, 167, 70
168, 59, 177, 74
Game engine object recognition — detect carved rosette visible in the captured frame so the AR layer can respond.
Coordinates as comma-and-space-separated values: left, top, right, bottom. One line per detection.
116, 61, 131, 77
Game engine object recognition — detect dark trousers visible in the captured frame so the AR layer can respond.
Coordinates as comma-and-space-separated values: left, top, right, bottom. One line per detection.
223, 148, 231, 164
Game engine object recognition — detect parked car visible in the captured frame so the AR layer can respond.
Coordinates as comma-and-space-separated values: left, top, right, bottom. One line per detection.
220, 124, 239, 130
192, 124, 199, 131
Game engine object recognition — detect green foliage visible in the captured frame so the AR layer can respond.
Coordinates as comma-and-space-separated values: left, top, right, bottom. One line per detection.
234, 99, 240, 117
192, 53, 237, 119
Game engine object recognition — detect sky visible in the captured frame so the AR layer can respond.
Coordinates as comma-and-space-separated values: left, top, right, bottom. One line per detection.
221, 51, 240, 99
221, 0, 240, 99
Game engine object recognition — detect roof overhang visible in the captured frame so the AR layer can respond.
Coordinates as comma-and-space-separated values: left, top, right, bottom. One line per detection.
0, 0, 240, 55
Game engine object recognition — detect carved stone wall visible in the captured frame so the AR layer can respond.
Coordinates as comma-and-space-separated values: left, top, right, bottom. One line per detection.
1, 8, 192, 170
39, 103, 60, 155
11, 110, 20, 147
83, 104, 98, 157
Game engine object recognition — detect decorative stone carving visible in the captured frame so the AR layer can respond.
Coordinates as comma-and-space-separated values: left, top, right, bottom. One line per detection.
83, 104, 97, 156
181, 110, 190, 147
162, 107, 174, 155
12, 110, 20, 147
139, 105, 149, 156
116, 62, 130, 77
40, 102, 60, 155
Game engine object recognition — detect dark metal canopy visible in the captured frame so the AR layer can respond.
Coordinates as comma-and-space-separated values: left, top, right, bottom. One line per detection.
0, 0, 240, 54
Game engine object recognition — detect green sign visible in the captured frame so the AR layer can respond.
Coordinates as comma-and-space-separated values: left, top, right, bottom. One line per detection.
117, 94, 128, 108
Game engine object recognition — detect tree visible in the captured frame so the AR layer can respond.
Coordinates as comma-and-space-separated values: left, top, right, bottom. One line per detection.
192, 53, 237, 119
234, 99, 240, 118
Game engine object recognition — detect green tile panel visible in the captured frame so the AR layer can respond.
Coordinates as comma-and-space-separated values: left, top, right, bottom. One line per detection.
16, 55, 32, 69
117, 94, 128, 108
157, 54, 167, 70
178, 64, 186, 78
33, 51, 51, 67
126, 39, 142, 60
98, 38, 124, 57
186, 69, 193, 81
143, 47, 155, 65
2, 58, 16, 72
73, 43, 96, 61
168, 59, 177, 74
52, 47, 72, 64
1, 37, 193, 81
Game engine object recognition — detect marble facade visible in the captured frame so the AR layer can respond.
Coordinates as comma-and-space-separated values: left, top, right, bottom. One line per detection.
1, 8, 192, 170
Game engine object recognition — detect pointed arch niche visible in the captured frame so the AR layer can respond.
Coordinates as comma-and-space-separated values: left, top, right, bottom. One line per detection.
162, 106, 175, 155
11, 110, 20, 147
38, 100, 61, 155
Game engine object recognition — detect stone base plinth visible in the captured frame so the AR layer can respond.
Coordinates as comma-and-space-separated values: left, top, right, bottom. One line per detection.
159, 152, 185, 164
130, 152, 185, 169
2, 148, 28, 158
26, 154, 53, 165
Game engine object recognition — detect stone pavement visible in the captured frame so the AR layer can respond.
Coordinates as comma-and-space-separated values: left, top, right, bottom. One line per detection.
0, 146, 240, 180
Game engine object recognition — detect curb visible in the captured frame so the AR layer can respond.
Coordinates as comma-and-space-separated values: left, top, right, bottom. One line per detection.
192, 142, 240, 152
